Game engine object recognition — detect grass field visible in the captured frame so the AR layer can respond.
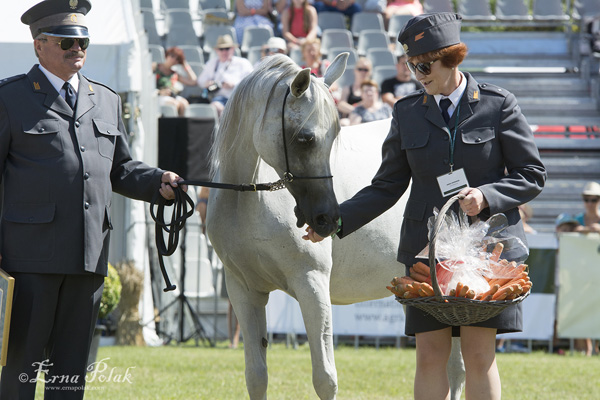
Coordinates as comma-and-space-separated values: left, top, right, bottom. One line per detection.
24, 341, 599, 399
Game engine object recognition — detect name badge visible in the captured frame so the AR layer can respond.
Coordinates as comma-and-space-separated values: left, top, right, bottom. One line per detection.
437, 168, 469, 197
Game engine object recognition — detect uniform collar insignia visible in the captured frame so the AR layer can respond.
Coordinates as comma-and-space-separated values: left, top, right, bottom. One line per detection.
88, 84, 94, 92
33, 82, 41, 90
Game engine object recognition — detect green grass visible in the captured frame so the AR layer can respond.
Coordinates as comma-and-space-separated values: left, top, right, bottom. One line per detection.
25, 342, 599, 399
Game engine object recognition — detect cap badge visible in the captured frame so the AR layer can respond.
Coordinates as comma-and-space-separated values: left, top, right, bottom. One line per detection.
402, 43, 408, 53
415, 32, 425, 41
70, 14, 78, 23
69, 0, 79, 10
34, 82, 41, 90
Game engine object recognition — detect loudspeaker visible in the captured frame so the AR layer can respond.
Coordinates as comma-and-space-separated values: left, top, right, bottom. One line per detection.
158, 117, 215, 181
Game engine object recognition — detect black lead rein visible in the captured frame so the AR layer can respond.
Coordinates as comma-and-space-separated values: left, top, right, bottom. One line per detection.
149, 86, 332, 292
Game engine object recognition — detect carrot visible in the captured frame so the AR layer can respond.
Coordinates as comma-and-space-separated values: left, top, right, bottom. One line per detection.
455, 282, 464, 297
458, 284, 469, 298
406, 283, 421, 296
448, 288, 456, 297
409, 268, 430, 283
492, 285, 515, 301
466, 289, 476, 299
412, 262, 431, 277
386, 286, 403, 296
479, 283, 500, 301
490, 242, 504, 262
404, 291, 419, 299
521, 282, 532, 294
420, 283, 435, 297
391, 276, 415, 286
418, 288, 431, 297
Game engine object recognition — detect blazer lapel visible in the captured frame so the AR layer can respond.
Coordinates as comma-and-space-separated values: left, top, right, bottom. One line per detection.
456, 72, 480, 127
423, 93, 450, 134
28, 66, 73, 118
75, 74, 96, 121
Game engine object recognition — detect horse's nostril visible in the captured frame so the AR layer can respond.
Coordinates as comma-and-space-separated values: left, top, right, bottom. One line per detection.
316, 214, 331, 227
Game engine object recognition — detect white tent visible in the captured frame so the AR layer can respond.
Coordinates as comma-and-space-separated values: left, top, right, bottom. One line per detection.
0, 0, 166, 344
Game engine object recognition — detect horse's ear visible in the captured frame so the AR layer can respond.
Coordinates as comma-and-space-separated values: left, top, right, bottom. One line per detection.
290, 68, 312, 98
323, 52, 349, 88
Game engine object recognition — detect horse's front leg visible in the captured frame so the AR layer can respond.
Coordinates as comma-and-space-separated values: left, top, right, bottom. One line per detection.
226, 273, 270, 400
294, 269, 338, 400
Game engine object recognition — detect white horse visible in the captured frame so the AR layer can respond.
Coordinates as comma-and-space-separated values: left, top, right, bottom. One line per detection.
206, 54, 464, 400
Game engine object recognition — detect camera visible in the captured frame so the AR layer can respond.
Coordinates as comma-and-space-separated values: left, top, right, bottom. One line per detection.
206, 82, 221, 93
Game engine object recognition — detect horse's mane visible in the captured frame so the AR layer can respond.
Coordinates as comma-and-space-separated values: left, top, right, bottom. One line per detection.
209, 54, 339, 179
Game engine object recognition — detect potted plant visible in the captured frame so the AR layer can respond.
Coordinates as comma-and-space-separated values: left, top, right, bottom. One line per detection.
88, 263, 122, 367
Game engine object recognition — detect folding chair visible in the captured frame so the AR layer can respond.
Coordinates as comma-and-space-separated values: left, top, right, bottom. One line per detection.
458, 0, 496, 22
320, 29, 354, 57
240, 26, 273, 56
350, 12, 385, 38
495, 0, 532, 21
356, 29, 390, 57
423, 0, 454, 13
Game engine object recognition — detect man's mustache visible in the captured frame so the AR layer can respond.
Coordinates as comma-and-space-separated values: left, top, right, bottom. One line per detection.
65, 51, 85, 58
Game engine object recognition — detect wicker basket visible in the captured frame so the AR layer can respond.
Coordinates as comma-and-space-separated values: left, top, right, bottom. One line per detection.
395, 194, 530, 326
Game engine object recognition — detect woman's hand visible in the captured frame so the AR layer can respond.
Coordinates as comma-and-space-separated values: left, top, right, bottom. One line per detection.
302, 226, 326, 242
458, 187, 488, 217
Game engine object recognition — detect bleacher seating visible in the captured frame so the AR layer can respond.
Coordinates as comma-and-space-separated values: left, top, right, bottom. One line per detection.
423, 0, 454, 13
356, 30, 390, 57
327, 47, 359, 67
318, 12, 347, 33
240, 26, 274, 56
350, 12, 385, 38
149, 44, 166, 64
532, 0, 570, 22
179, 45, 206, 64
495, 0, 532, 22
246, 46, 264, 66
320, 29, 354, 57
387, 14, 412, 41
458, 0, 496, 22
198, 0, 228, 10
164, 0, 191, 10
185, 103, 219, 120
367, 48, 396, 68
132, 0, 600, 236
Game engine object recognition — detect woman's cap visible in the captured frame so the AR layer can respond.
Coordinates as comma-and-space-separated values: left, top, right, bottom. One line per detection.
215, 34, 238, 49
582, 181, 600, 197
266, 37, 287, 52
21, 0, 92, 39
398, 12, 462, 57
555, 213, 580, 228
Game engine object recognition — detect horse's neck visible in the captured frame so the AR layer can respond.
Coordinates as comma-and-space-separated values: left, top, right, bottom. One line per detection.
219, 129, 262, 183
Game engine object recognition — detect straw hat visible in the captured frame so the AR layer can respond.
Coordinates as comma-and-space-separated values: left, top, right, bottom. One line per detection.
215, 34, 237, 49
582, 181, 600, 197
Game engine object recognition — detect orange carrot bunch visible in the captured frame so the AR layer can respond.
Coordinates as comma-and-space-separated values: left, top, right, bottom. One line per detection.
386, 242, 532, 301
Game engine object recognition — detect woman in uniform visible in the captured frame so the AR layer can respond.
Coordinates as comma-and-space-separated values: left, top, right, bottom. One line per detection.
303, 12, 546, 400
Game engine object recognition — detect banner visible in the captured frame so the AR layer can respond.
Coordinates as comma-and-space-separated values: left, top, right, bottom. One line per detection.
267, 291, 554, 339
556, 233, 600, 339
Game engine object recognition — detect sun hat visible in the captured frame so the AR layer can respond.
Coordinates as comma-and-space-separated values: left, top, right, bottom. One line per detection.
581, 181, 600, 197
215, 34, 237, 49
555, 213, 580, 229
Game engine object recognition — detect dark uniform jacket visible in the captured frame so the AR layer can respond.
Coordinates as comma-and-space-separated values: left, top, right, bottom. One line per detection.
339, 72, 546, 266
0, 65, 164, 276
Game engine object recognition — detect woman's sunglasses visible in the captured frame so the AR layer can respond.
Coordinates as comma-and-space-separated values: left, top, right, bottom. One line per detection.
583, 197, 600, 203
406, 60, 436, 75
356, 68, 370, 72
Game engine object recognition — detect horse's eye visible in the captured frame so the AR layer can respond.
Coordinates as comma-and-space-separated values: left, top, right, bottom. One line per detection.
296, 132, 315, 145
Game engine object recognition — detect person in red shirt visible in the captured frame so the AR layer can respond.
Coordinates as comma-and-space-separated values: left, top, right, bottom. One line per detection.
281, 0, 318, 51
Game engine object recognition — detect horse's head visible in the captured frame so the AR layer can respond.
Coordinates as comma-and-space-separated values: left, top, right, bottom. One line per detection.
256, 53, 348, 237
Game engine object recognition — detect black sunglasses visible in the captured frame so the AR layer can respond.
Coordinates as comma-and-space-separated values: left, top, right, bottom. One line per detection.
406, 60, 436, 75
218, 47, 232, 51
356, 68, 370, 72
583, 197, 600, 203
40, 37, 90, 50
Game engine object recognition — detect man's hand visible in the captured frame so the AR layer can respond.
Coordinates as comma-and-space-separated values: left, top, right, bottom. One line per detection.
159, 171, 186, 200
458, 187, 488, 217
302, 226, 326, 242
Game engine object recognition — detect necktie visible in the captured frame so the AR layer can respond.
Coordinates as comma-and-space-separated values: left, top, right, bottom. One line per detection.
440, 98, 452, 125
63, 82, 76, 110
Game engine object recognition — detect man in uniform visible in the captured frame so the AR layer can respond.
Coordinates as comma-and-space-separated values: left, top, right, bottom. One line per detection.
0, 1, 184, 398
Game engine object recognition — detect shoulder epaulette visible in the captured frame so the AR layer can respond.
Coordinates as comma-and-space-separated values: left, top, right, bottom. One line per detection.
0, 74, 27, 88
83, 76, 118, 95
478, 82, 509, 97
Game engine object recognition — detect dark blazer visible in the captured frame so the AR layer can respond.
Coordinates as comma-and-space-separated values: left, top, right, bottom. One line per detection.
339, 72, 546, 266
0, 65, 164, 276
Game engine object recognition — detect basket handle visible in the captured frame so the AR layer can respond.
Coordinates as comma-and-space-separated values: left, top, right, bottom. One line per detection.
428, 194, 465, 298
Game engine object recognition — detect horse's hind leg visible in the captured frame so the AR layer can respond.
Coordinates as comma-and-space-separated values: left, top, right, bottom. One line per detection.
448, 337, 465, 400
295, 271, 338, 400
226, 275, 270, 400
